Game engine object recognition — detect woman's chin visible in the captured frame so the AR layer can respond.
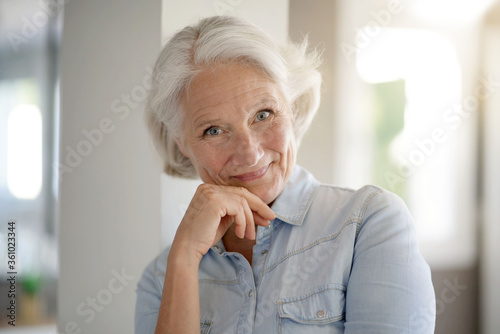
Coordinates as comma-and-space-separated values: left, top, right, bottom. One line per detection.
247, 184, 281, 205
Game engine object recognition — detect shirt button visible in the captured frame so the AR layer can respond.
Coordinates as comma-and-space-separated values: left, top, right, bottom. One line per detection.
317, 310, 326, 318
261, 249, 268, 255
266, 224, 271, 229
248, 289, 254, 297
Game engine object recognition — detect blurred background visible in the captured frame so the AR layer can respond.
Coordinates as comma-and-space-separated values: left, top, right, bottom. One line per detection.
0, 0, 499, 333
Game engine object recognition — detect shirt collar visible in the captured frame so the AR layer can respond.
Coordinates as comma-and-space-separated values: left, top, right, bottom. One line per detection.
270, 165, 320, 226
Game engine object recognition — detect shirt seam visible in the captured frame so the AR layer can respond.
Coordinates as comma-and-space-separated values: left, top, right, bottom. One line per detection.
355, 187, 383, 238
262, 219, 358, 275
276, 285, 346, 304
199, 279, 240, 286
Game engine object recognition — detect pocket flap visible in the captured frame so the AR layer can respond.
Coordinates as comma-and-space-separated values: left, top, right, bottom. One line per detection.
277, 284, 345, 324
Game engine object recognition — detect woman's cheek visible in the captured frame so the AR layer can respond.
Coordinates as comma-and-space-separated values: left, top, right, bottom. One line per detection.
191, 144, 221, 172
272, 122, 293, 148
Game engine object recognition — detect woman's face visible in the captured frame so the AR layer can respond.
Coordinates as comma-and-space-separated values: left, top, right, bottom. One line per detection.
176, 63, 296, 204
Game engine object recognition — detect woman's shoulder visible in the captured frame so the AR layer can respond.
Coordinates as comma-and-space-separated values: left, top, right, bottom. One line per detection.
313, 180, 413, 233
316, 178, 405, 207
295, 166, 402, 209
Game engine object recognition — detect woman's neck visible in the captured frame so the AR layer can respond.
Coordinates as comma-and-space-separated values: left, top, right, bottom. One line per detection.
222, 225, 257, 264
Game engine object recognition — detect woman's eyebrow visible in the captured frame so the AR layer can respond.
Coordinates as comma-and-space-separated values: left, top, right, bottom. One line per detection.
191, 103, 226, 129
192, 96, 281, 130
193, 115, 222, 130
251, 96, 279, 109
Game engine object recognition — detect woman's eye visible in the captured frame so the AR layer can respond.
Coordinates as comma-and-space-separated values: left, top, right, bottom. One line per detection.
255, 110, 271, 122
204, 127, 222, 136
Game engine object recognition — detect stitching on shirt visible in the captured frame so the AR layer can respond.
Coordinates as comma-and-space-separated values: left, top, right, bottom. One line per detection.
279, 313, 345, 326
276, 285, 346, 305
200, 320, 213, 326
262, 219, 358, 275
355, 187, 382, 238
198, 279, 239, 286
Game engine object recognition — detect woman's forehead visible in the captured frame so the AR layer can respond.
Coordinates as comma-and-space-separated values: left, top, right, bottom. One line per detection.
182, 64, 286, 118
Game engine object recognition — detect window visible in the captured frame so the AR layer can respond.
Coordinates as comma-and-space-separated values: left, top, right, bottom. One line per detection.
7, 102, 43, 200
0, 0, 60, 326
354, 27, 476, 268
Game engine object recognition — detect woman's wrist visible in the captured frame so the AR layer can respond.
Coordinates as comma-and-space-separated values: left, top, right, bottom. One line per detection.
169, 238, 204, 268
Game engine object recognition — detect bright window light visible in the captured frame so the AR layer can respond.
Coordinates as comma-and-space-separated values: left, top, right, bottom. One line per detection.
7, 104, 43, 199
411, 0, 497, 22
356, 28, 462, 243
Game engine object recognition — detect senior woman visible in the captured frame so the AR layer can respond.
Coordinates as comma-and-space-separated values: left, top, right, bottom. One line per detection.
135, 16, 435, 334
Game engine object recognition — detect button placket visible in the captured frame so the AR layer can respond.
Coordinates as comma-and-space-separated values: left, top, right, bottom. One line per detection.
252, 225, 273, 289
235, 257, 257, 332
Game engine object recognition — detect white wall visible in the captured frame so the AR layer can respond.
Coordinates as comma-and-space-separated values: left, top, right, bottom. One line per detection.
58, 1, 161, 333
290, 0, 340, 185
160, 0, 289, 247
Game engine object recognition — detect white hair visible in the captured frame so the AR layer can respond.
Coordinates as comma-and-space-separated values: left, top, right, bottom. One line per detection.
146, 16, 322, 178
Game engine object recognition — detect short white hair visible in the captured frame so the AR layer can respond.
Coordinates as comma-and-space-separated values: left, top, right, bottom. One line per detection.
146, 15, 322, 178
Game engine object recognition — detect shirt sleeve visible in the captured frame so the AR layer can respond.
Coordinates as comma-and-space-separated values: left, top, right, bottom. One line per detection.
344, 187, 435, 334
135, 249, 169, 334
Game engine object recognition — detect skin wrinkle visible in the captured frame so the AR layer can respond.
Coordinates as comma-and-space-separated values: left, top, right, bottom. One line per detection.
191, 92, 278, 131
193, 97, 282, 133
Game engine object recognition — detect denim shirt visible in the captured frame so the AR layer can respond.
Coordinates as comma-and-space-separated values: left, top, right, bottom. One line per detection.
135, 166, 435, 333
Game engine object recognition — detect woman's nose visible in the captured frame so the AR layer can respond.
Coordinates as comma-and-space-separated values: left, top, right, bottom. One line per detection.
232, 130, 264, 167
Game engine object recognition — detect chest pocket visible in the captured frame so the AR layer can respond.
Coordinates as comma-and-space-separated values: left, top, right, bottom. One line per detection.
277, 283, 346, 333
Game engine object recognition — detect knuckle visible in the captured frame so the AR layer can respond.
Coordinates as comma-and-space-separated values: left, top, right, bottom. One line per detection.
240, 186, 250, 193
197, 183, 211, 192
237, 196, 248, 207
197, 184, 217, 198
237, 186, 250, 196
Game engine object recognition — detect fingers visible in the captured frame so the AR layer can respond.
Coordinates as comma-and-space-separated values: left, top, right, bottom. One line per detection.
190, 183, 276, 242
232, 205, 247, 239
228, 196, 256, 240
232, 187, 276, 222
243, 200, 256, 240
252, 211, 271, 227
210, 185, 274, 240
225, 187, 275, 238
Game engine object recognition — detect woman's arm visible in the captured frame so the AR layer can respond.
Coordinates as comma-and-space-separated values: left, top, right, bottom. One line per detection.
152, 184, 275, 334
344, 188, 435, 334
154, 244, 201, 333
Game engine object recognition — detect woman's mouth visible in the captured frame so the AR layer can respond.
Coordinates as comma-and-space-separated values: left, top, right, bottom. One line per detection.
232, 164, 270, 182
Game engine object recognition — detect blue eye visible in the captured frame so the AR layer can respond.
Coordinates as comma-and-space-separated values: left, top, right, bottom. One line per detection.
256, 110, 271, 122
204, 127, 222, 136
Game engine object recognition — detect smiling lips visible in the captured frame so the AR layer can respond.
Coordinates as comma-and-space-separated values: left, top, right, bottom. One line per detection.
232, 164, 270, 182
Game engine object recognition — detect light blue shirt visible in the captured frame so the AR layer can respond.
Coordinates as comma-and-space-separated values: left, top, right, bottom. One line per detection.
135, 166, 435, 333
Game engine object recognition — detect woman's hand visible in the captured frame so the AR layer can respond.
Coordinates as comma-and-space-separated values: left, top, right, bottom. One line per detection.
155, 184, 275, 333
171, 184, 276, 262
